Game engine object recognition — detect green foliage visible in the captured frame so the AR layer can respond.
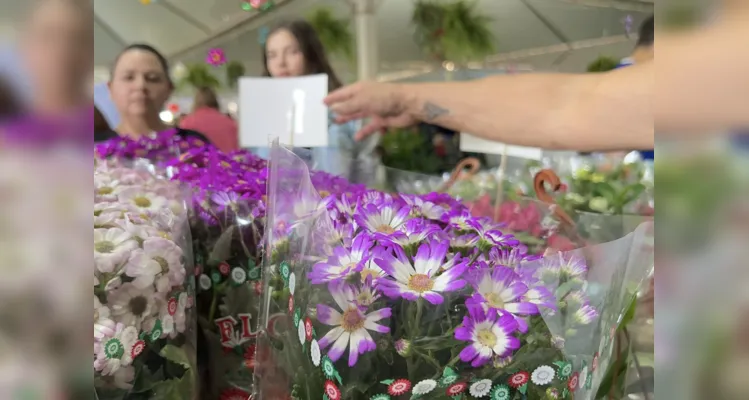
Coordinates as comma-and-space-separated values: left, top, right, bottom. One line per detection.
225, 61, 246, 89
412, 0, 495, 64
307, 7, 355, 63
587, 56, 620, 73
178, 64, 221, 91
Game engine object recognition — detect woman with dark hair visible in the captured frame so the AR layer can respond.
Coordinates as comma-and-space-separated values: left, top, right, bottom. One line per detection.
179, 86, 238, 152
94, 43, 210, 144
260, 20, 378, 183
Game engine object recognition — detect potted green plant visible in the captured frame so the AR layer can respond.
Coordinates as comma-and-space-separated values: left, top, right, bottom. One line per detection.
178, 64, 222, 91
411, 0, 495, 65
587, 56, 620, 73
306, 7, 355, 63
225, 61, 246, 89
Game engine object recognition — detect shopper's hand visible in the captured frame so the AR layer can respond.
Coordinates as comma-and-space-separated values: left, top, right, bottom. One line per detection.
324, 82, 418, 140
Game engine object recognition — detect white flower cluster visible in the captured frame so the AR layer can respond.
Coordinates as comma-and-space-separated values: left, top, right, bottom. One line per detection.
94, 160, 192, 389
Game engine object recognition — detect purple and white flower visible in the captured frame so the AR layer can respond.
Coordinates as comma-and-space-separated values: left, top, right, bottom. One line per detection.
455, 303, 521, 367
467, 218, 521, 248
309, 234, 373, 284
374, 240, 468, 305
317, 283, 391, 366
466, 265, 539, 332
379, 218, 441, 248
355, 202, 411, 235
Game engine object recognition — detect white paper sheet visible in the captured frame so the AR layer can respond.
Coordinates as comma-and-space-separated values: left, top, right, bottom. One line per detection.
238, 74, 329, 148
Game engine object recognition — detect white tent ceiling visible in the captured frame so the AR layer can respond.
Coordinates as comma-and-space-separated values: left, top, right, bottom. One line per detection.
89, 0, 653, 78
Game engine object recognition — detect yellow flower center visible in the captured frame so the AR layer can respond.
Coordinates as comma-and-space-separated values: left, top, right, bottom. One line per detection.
476, 329, 497, 348
376, 225, 395, 234
407, 274, 434, 293
97, 187, 113, 195
133, 196, 152, 208
153, 256, 169, 273
360, 268, 379, 282
485, 293, 505, 309
341, 308, 365, 332
319, 190, 330, 198
95, 241, 115, 253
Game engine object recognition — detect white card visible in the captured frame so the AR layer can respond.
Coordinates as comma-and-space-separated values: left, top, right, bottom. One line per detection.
238, 74, 329, 148
459, 132, 543, 160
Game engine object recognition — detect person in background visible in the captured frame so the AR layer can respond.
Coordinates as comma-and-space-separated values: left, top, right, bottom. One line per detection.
179, 87, 238, 152
2, 0, 93, 144
93, 106, 111, 137
95, 43, 210, 144
0, 78, 22, 121
619, 15, 654, 68
261, 19, 379, 183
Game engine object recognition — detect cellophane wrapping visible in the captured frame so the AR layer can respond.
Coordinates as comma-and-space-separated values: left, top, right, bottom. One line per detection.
167, 148, 268, 400
254, 145, 653, 400
94, 157, 198, 399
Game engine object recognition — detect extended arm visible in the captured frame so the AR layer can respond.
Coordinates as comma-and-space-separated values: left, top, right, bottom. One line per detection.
400, 64, 652, 152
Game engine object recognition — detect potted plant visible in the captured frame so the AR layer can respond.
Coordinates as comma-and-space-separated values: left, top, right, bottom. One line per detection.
225, 61, 246, 89
306, 7, 355, 63
587, 56, 620, 73
411, 0, 495, 66
178, 64, 222, 91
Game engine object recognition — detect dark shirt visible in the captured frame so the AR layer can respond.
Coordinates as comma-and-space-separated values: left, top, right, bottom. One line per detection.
94, 127, 211, 144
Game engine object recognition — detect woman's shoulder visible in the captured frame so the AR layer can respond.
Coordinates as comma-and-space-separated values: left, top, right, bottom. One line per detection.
94, 129, 119, 142
174, 127, 213, 146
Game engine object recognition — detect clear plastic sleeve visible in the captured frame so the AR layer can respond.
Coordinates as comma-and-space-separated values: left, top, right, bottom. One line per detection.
254, 144, 653, 400
94, 157, 198, 399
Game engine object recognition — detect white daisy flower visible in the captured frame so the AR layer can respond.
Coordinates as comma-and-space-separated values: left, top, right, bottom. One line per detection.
107, 283, 158, 330
158, 293, 188, 338
412, 379, 437, 395
125, 237, 185, 293
117, 187, 168, 214
531, 365, 556, 385
288, 273, 296, 295
469, 379, 493, 397
94, 228, 137, 274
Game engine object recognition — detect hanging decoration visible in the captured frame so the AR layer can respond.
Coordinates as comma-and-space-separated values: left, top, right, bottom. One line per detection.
206, 48, 227, 67
242, 0, 275, 12
306, 7, 355, 63
258, 26, 270, 46
167, 103, 180, 114
623, 15, 634, 37
411, 0, 495, 65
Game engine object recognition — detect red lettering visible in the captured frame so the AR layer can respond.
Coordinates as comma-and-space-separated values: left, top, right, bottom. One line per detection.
215, 316, 237, 344
238, 313, 256, 339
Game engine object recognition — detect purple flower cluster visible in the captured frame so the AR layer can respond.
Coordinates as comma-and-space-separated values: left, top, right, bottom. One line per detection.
293, 188, 600, 368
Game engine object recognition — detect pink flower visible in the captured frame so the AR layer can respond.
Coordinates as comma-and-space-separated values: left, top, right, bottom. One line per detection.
206, 48, 226, 66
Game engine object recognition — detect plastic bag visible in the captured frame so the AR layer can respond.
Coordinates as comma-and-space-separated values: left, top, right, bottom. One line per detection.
254, 144, 653, 400
94, 157, 198, 399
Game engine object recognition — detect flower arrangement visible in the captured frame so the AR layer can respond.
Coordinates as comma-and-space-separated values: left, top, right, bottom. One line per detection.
254, 146, 651, 400
95, 135, 366, 399
94, 158, 197, 399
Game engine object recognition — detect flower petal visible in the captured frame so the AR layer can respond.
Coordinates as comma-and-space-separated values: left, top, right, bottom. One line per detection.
326, 331, 350, 362
317, 304, 343, 326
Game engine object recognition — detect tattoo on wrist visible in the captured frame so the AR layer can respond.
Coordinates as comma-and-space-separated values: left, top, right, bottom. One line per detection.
423, 102, 449, 121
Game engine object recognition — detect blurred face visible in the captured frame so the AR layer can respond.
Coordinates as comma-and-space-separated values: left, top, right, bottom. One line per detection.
22, 0, 93, 95
265, 29, 306, 78
108, 50, 172, 118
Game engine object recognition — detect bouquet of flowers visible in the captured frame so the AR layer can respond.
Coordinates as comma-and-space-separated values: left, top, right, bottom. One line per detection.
94, 157, 197, 399
254, 145, 653, 400
95, 137, 368, 400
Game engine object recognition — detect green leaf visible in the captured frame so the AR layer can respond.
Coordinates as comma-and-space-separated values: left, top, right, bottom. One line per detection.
130, 363, 165, 393
380, 379, 395, 385
618, 298, 638, 331
595, 342, 630, 399
307, 7, 355, 63
587, 56, 619, 73
151, 345, 195, 400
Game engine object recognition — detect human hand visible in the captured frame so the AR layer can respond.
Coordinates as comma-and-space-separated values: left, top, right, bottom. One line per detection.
324, 81, 418, 141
